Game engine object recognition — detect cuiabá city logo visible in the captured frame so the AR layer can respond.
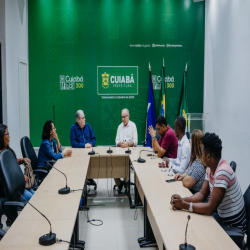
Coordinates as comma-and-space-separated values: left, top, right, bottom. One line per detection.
101, 72, 135, 89
60, 75, 84, 90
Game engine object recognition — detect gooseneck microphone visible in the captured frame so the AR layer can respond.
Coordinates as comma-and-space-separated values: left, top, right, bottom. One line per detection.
46, 162, 70, 194
179, 215, 195, 250
17, 191, 56, 246
88, 146, 95, 155
137, 150, 154, 163
107, 137, 113, 153
125, 140, 131, 154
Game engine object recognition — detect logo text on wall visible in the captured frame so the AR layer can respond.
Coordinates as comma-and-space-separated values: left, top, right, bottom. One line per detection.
98, 66, 138, 95
60, 75, 84, 90
152, 75, 175, 89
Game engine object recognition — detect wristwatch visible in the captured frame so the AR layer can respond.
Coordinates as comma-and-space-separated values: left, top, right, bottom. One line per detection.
189, 202, 193, 213
152, 136, 156, 140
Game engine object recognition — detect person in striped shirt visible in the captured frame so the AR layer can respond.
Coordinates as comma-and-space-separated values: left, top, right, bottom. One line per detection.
170, 132, 246, 236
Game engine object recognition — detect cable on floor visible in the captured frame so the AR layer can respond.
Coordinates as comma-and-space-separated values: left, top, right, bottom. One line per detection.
83, 210, 103, 226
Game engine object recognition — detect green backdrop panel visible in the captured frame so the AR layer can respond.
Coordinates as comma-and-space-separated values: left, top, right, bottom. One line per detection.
29, 0, 205, 146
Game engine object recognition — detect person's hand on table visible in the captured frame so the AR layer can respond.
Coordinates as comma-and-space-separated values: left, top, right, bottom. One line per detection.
64, 150, 72, 157
174, 173, 184, 181
170, 194, 186, 210
148, 125, 156, 138
85, 143, 92, 148
120, 141, 127, 148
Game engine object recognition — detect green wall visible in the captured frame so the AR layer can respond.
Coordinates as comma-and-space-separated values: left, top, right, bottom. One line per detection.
29, 0, 205, 146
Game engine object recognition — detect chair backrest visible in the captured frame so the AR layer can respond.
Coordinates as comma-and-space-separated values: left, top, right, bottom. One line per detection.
230, 161, 237, 173
20, 136, 38, 171
186, 131, 191, 140
244, 185, 250, 247
0, 150, 25, 201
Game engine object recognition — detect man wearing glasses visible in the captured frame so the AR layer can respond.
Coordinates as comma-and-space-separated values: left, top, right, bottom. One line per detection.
70, 110, 96, 148
70, 110, 97, 188
114, 108, 138, 193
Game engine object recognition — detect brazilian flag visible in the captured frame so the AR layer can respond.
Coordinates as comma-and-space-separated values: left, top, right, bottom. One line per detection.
179, 64, 188, 124
145, 63, 156, 147
159, 59, 166, 117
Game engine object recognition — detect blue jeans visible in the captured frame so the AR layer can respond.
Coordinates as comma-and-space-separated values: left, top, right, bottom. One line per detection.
20, 189, 35, 201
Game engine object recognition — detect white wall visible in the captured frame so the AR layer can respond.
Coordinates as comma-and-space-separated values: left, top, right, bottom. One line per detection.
0, 0, 7, 126
204, 0, 250, 192
0, 0, 28, 157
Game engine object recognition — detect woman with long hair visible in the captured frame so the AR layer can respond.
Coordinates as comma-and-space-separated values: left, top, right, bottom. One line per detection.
0, 124, 35, 201
174, 129, 206, 194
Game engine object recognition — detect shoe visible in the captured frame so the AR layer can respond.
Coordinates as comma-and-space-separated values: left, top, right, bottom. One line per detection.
87, 179, 97, 190
118, 181, 125, 194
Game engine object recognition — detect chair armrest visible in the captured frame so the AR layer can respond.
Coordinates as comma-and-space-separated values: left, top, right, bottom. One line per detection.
223, 225, 244, 237
34, 169, 49, 174
0, 229, 5, 240
46, 160, 56, 164
4, 201, 26, 209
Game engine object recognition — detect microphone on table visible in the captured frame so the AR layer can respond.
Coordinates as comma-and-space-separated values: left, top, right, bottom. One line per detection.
46, 161, 70, 194
137, 150, 154, 163
88, 146, 95, 155
179, 215, 196, 250
17, 191, 56, 246
107, 137, 113, 153
125, 140, 131, 154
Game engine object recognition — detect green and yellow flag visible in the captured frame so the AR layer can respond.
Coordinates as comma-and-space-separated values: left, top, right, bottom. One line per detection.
179, 63, 188, 123
159, 58, 166, 117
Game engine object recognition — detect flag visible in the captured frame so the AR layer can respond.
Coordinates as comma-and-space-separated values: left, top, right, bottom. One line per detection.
145, 63, 156, 147
179, 63, 188, 124
159, 58, 166, 117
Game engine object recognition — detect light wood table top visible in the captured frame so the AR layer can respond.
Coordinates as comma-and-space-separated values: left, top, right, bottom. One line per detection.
131, 148, 239, 250
0, 146, 239, 250
0, 148, 89, 250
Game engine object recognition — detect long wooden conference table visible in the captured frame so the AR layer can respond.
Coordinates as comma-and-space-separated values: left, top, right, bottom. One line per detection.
0, 147, 239, 249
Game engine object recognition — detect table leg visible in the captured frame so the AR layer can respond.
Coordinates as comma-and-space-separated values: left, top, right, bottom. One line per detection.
138, 197, 157, 248
70, 212, 85, 249
128, 160, 142, 209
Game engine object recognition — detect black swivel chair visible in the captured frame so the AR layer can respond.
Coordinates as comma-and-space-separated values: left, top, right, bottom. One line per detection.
0, 198, 6, 239
20, 136, 49, 186
0, 150, 27, 226
186, 131, 191, 140
223, 185, 250, 249
230, 161, 237, 173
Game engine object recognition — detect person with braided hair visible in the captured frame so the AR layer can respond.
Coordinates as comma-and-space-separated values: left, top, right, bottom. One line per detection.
170, 132, 246, 238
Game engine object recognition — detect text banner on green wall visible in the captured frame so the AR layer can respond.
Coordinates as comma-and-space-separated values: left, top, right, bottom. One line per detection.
97, 66, 138, 95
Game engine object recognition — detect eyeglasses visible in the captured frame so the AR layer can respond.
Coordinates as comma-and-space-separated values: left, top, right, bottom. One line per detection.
4, 133, 9, 136
121, 115, 128, 119
80, 117, 86, 120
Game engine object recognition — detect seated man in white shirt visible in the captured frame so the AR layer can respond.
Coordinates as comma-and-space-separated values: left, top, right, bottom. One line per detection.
115, 108, 138, 193
166, 116, 191, 174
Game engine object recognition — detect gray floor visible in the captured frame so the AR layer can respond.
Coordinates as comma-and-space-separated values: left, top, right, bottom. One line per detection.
79, 178, 158, 250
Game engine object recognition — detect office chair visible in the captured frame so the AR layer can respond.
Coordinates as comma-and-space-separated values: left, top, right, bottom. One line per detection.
222, 185, 250, 249
0, 198, 5, 240
20, 136, 49, 185
186, 131, 191, 140
0, 150, 27, 226
230, 161, 237, 173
